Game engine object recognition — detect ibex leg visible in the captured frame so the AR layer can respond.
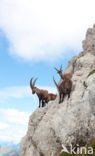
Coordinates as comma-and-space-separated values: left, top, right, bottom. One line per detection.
42, 100, 45, 107
39, 99, 41, 108
59, 93, 61, 104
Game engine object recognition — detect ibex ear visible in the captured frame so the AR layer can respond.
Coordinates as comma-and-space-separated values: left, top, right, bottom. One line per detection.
30, 77, 33, 89
33, 78, 38, 87
54, 67, 59, 72
60, 65, 62, 71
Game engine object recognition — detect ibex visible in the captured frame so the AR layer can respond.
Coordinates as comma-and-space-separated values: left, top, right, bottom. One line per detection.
53, 77, 72, 103
42, 93, 57, 107
45, 93, 57, 103
30, 78, 49, 108
55, 65, 73, 80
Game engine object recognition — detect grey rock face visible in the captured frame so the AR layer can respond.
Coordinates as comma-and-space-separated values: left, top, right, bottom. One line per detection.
82, 24, 95, 55
20, 25, 95, 156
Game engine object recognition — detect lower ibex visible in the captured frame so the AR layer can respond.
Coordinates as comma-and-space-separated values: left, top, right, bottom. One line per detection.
42, 93, 57, 106
53, 77, 72, 103
47, 93, 57, 102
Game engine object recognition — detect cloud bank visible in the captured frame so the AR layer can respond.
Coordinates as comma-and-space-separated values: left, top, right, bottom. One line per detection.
0, 86, 56, 143
0, 85, 56, 100
0, 0, 95, 61
0, 122, 9, 130
0, 108, 30, 144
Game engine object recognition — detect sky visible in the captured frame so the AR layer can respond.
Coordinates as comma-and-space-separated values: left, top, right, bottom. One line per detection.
0, 0, 95, 145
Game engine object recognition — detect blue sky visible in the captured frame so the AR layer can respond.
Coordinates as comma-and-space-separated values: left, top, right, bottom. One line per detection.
0, 29, 77, 111
0, 28, 78, 144
0, 0, 95, 145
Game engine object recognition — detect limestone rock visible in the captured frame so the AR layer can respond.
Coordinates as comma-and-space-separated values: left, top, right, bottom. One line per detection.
20, 25, 95, 156
82, 24, 95, 55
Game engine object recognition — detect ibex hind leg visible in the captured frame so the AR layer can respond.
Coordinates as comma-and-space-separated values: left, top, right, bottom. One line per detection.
39, 100, 41, 108
68, 92, 70, 98
59, 93, 61, 104
61, 93, 65, 103
45, 100, 48, 106
42, 100, 45, 107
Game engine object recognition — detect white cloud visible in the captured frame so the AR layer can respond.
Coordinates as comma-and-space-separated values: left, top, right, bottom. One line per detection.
0, 122, 9, 130
0, 85, 57, 143
0, 108, 30, 144
0, 85, 56, 101
0, 129, 27, 144
0, 0, 95, 61
40, 86, 57, 94
0, 109, 30, 125
0, 86, 31, 99
0, 127, 27, 144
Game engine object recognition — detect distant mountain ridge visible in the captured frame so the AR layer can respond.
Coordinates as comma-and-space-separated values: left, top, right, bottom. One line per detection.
0, 143, 19, 156
0, 142, 19, 153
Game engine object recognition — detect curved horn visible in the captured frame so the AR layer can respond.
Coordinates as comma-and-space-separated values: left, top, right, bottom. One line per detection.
30, 77, 33, 89
53, 76, 58, 89
54, 67, 59, 72
60, 65, 62, 71
33, 78, 38, 87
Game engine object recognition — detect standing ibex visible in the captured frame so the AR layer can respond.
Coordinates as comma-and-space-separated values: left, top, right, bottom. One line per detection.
53, 77, 72, 103
55, 65, 73, 80
30, 78, 57, 107
30, 78, 49, 108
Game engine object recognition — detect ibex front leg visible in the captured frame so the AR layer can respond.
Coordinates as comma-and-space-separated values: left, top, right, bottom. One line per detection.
42, 100, 45, 107
59, 92, 61, 104
39, 99, 41, 108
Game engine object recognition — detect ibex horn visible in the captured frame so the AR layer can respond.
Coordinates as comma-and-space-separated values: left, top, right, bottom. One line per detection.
60, 65, 62, 71
53, 76, 58, 88
30, 77, 33, 89
33, 78, 38, 87
54, 67, 59, 72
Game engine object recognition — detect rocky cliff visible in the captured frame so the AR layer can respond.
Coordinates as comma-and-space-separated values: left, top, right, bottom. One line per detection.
20, 24, 95, 156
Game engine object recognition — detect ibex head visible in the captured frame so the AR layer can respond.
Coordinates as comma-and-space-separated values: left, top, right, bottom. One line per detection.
54, 65, 63, 75
30, 77, 38, 94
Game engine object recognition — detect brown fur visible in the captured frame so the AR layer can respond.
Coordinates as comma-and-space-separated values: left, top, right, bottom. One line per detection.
30, 78, 48, 107
45, 93, 57, 103
48, 93, 57, 101
53, 77, 72, 103
30, 78, 57, 107
42, 93, 57, 107
55, 65, 73, 80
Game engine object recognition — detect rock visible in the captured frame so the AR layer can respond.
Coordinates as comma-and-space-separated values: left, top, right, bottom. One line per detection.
82, 24, 95, 55
20, 25, 95, 156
